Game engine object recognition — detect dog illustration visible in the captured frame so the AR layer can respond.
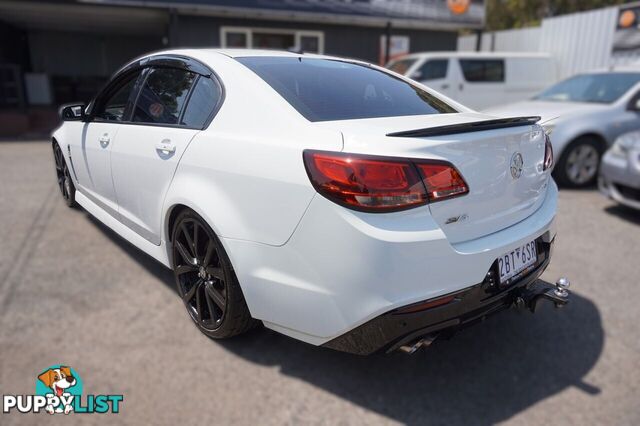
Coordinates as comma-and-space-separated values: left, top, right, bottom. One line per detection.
37, 366, 76, 414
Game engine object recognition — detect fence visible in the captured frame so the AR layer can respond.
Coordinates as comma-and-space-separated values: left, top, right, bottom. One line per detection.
458, 6, 638, 80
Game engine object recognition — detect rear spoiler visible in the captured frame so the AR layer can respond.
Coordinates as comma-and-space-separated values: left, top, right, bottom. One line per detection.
386, 116, 541, 138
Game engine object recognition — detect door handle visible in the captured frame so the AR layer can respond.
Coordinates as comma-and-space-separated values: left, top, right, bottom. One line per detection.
441, 84, 449, 90
459, 83, 464, 91
156, 140, 176, 155
99, 134, 110, 147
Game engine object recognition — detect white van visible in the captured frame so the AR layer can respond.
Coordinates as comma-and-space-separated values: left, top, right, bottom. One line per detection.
387, 52, 557, 110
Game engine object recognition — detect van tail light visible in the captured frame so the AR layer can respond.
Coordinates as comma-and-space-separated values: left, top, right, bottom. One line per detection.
303, 150, 468, 212
543, 134, 554, 171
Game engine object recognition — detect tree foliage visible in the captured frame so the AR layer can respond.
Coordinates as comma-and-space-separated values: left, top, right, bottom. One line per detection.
485, 0, 627, 31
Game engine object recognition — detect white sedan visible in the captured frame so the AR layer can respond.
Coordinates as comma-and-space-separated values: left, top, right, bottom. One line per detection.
52, 49, 567, 355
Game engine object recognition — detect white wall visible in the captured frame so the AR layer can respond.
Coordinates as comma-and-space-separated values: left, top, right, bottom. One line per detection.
539, 7, 618, 79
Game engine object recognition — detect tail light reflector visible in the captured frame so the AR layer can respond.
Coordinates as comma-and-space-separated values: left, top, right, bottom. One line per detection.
394, 294, 457, 314
303, 150, 468, 212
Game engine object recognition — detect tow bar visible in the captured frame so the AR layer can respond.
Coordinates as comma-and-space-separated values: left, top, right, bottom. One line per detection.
514, 277, 570, 313
396, 277, 571, 354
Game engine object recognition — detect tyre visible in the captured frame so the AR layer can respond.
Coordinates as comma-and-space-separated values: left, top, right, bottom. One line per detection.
52, 142, 77, 207
171, 209, 255, 338
554, 136, 603, 188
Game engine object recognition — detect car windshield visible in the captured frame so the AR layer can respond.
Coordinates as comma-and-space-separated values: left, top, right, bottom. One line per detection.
237, 57, 456, 122
387, 58, 417, 75
535, 73, 640, 104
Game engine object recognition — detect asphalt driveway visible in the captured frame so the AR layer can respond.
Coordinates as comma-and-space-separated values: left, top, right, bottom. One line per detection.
1, 141, 639, 425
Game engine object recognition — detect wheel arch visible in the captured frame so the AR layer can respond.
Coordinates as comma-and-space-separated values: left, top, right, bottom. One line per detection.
162, 201, 229, 268
568, 132, 607, 152
560, 131, 607, 157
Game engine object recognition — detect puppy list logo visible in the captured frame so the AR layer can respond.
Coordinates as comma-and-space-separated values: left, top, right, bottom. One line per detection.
3, 364, 123, 415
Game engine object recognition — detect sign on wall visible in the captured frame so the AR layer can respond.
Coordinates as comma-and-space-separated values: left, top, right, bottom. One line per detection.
612, 4, 640, 63
379, 35, 410, 65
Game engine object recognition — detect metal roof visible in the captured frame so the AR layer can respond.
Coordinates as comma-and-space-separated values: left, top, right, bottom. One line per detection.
81, 0, 486, 30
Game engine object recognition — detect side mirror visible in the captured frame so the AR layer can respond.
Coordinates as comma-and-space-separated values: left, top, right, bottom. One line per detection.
631, 98, 640, 112
59, 103, 87, 121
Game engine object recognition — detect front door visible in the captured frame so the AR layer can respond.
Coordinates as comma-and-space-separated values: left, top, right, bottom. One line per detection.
414, 59, 458, 100
77, 122, 121, 215
76, 70, 142, 215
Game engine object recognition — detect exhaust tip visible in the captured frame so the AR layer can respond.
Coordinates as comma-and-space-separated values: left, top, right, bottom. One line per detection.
397, 335, 437, 354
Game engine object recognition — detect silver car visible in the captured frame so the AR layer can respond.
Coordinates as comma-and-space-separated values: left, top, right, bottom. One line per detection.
485, 70, 640, 187
600, 130, 640, 210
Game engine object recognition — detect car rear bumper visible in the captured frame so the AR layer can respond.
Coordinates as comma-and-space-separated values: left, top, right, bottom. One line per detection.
322, 240, 552, 355
223, 180, 558, 346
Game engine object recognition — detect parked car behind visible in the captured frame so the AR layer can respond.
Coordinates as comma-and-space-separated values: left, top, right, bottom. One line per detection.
600, 130, 640, 210
485, 69, 640, 187
387, 52, 556, 110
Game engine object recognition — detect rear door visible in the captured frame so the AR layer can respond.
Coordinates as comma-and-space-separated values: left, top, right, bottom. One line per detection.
110, 65, 222, 245
75, 70, 142, 216
456, 58, 506, 109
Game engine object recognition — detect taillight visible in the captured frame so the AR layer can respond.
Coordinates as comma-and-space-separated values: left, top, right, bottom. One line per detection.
543, 134, 554, 171
303, 150, 468, 212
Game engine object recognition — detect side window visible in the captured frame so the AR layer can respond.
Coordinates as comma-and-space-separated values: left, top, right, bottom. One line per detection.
94, 71, 141, 121
413, 59, 448, 81
459, 59, 505, 82
181, 76, 223, 128
132, 67, 196, 125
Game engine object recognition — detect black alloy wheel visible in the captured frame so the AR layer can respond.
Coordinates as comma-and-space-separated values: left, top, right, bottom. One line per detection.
52, 142, 76, 207
171, 210, 254, 338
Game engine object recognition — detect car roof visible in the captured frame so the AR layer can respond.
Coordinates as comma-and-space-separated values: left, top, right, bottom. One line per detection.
150, 48, 357, 61
591, 66, 640, 73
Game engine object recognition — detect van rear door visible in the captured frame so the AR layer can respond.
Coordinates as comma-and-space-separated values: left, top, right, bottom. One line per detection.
504, 57, 556, 105
454, 57, 506, 110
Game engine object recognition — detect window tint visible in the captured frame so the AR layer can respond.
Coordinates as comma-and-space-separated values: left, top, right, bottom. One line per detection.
181, 76, 222, 128
459, 59, 505, 82
237, 57, 456, 122
133, 68, 196, 125
95, 71, 141, 121
413, 59, 448, 80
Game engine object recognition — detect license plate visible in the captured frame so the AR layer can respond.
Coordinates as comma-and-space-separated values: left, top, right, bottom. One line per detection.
498, 240, 538, 283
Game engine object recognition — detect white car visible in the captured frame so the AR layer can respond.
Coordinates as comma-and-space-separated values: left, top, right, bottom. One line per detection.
387, 52, 556, 110
52, 49, 568, 355
485, 70, 640, 188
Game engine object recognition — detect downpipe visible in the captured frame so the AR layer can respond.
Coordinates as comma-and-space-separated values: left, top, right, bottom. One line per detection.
396, 277, 571, 355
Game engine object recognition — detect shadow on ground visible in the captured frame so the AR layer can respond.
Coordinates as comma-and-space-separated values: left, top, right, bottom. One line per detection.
87, 212, 604, 426
604, 204, 640, 226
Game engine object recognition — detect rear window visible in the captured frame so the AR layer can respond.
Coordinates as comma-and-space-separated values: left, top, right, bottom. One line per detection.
237, 57, 457, 122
